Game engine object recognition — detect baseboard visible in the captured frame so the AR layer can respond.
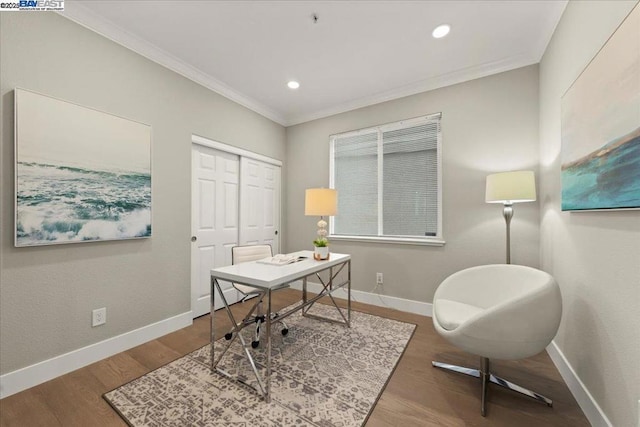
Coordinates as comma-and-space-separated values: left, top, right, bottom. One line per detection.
0, 311, 193, 399
289, 281, 432, 317
546, 340, 612, 427
0, 291, 608, 426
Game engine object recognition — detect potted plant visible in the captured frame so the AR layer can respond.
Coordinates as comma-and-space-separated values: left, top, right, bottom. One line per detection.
313, 237, 330, 260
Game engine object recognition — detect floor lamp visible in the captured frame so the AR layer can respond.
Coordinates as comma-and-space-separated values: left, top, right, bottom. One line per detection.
485, 171, 536, 264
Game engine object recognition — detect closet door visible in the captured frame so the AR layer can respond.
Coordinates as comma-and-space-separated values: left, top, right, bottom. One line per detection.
239, 157, 281, 254
191, 145, 240, 317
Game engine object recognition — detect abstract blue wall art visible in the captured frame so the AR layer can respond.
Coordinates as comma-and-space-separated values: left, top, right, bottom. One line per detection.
561, 4, 640, 211
15, 89, 152, 247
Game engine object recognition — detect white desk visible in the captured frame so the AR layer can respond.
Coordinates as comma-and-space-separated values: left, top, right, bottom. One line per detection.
210, 250, 351, 403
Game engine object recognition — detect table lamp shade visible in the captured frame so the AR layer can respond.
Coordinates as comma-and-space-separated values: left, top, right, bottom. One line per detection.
305, 188, 337, 216
486, 171, 536, 204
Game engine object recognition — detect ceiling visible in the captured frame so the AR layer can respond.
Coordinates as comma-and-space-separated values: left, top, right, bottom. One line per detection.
64, 1, 567, 126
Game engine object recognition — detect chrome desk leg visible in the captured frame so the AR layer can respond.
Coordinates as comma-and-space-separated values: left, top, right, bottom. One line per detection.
347, 260, 351, 327
432, 358, 553, 416
303, 276, 308, 305
265, 289, 272, 403
210, 276, 216, 372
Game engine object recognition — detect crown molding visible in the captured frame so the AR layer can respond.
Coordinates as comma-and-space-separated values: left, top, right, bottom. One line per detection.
286, 53, 539, 126
57, 2, 552, 128
58, 3, 288, 126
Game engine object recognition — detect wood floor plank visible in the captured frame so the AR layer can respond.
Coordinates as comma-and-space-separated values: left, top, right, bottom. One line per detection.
0, 289, 589, 426
125, 338, 183, 371
33, 367, 125, 427
0, 389, 62, 427
85, 351, 149, 391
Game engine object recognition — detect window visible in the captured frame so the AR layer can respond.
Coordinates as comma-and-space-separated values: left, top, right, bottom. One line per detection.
330, 114, 443, 245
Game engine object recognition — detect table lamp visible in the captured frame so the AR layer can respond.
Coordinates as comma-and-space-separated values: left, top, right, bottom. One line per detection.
485, 171, 536, 264
305, 188, 337, 260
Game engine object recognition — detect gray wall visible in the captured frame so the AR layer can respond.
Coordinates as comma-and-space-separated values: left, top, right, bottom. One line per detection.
6, 9, 637, 425
0, 12, 286, 374
285, 65, 540, 302
539, 2, 640, 426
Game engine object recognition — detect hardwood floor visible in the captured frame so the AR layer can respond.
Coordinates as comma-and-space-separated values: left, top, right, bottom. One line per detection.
0, 289, 589, 426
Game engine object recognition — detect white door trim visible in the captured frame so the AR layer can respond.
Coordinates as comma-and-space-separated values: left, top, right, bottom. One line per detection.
192, 134, 282, 167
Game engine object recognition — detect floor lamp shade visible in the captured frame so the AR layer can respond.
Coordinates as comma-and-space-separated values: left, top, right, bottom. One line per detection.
305, 188, 337, 216
486, 171, 536, 203
485, 171, 536, 264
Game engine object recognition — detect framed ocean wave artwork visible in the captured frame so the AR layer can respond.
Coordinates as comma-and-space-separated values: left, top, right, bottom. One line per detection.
14, 88, 152, 247
561, 4, 640, 211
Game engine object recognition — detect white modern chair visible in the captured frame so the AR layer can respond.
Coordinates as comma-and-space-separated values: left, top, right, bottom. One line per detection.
432, 264, 562, 416
224, 244, 288, 349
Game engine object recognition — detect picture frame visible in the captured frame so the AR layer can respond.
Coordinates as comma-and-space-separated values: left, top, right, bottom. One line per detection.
14, 88, 152, 247
560, 4, 640, 211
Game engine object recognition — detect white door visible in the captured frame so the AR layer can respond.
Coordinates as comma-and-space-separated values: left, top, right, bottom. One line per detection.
240, 157, 281, 253
191, 145, 240, 317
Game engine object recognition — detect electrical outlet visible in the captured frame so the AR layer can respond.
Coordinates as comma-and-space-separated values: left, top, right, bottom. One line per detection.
376, 272, 383, 285
92, 307, 106, 327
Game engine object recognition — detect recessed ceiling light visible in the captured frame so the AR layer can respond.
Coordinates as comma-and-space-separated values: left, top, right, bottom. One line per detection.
432, 24, 450, 39
287, 81, 300, 89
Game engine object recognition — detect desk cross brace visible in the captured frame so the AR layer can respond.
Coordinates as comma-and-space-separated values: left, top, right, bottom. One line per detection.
210, 278, 268, 398
302, 262, 351, 327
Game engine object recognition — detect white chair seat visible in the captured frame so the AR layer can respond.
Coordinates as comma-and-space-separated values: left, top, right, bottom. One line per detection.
433, 264, 562, 360
434, 299, 484, 331
234, 283, 261, 296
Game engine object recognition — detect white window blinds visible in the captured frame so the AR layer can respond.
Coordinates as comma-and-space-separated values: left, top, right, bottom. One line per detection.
330, 114, 442, 242
333, 131, 378, 235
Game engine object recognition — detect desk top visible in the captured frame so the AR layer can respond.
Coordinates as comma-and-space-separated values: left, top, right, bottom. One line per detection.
211, 250, 350, 290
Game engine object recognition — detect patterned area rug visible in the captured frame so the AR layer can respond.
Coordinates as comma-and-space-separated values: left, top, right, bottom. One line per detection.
104, 302, 416, 426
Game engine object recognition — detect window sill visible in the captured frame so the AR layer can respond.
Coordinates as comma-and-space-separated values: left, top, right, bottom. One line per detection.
329, 235, 445, 247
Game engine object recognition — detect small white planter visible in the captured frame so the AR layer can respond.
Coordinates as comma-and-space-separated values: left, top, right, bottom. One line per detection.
313, 246, 330, 260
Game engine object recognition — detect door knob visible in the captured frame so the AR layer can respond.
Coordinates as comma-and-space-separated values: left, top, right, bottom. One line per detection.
275, 230, 278, 235
191, 236, 197, 242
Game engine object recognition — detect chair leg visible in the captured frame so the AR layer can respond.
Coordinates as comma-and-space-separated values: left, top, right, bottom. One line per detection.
480, 357, 490, 416
432, 358, 553, 416
250, 318, 262, 348
432, 361, 481, 378
224, 293, 263, 341
227, 293, 291, 348
252, 300, 264, 348
489, 373, 553, 407
271, 312, 289, 335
